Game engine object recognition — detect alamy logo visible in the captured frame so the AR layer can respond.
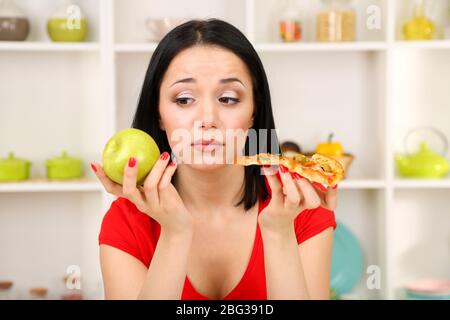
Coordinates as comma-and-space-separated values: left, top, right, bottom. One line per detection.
66, 5, 82, 30
66, 265, 82, 290
366, 5, 382, 31
366, 265, 381, 290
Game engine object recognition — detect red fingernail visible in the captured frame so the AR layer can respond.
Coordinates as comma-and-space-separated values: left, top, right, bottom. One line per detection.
314, 182, 327, 192
332, 184, 338, 190
169, 161, 176, 167
90, 163, 97, 173
128, 157, 136, 168
279, 165, 288, 173
293, 172, 302, 180
160, 152, 169, 160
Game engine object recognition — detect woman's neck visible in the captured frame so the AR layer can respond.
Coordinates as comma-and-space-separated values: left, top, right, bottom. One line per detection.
173, 164, 246, 220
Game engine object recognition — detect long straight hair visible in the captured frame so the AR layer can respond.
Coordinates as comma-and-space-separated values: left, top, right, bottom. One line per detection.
132, 18, 280, 211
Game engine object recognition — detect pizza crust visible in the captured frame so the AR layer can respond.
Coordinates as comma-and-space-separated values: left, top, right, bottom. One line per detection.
234, 153, 344, 187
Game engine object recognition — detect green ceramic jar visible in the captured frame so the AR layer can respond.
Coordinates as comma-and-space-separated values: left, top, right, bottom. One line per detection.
47, 17, 87, 42
47, 0, 88, 42
46, 150, 83, 180
0, 152, 31, 182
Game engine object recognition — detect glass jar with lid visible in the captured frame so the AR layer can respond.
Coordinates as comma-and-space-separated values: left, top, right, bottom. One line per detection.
445, 5, 450, 39
29, 287, 48, 300
316, 0, 356, 42
403, 0, 436, 40
0, 281, 14, 300
278, 0, 302, 42
60, 274, 83, 300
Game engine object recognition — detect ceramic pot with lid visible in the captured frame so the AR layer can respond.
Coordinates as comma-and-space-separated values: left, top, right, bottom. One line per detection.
0, 152, 31, 182
0, 0, 30, 41
46, 150, 83, 180
47, 0, 88, 42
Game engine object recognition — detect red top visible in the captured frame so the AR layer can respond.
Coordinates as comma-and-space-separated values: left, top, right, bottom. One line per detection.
98, 172, 337, 300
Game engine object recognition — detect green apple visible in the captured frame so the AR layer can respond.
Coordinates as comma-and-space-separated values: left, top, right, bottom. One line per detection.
102, 128, 160, 185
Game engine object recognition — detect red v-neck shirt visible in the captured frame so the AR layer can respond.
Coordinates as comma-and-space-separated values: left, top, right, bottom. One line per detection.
98, 172, 337, 300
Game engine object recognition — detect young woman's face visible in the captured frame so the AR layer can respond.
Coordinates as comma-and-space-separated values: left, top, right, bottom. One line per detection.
158, 45, 255, 169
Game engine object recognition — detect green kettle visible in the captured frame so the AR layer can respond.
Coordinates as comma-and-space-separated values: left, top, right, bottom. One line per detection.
395, 127, 450, 178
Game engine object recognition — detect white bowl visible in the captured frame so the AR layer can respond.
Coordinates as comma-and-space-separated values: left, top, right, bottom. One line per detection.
145, 17, 190, 42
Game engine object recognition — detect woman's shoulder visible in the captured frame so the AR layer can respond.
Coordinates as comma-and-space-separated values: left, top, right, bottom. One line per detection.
294, 206, 337, 245
98, 197, 160, 267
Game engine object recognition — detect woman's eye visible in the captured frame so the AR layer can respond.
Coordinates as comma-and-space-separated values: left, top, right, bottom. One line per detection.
219, 97, 240, 105
175, 97, 195, 105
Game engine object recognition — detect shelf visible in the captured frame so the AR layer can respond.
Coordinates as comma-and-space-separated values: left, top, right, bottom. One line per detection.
16, 40, 450, 54
0, 42, 100, 52
255, 42, 388, 52
393, 178, 450, 189
113, 0, 246, 44
338, 179, 450, 189
114, 41, 388, 53
393, 40, 450, 50
253, 0, 387, 44
0, 178, 393, 192
1, 0, 449, 301
395, 0, 450, 47
391, 189, 450, 293
0, 178, 102, 193
339, 179, 386, 189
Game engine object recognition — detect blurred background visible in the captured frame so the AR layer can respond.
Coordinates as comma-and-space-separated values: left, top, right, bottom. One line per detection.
0, 0, 449, 300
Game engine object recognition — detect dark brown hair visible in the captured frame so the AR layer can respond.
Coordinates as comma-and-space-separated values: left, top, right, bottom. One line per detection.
132, 18, 280, 211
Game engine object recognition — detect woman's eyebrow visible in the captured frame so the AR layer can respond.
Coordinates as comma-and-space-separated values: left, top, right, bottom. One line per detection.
170, 77, 195, 87
170, 77, 245, 88
220, 77, 245, 88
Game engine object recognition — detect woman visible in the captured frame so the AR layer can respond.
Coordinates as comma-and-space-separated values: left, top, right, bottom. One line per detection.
91, 19, 338, 300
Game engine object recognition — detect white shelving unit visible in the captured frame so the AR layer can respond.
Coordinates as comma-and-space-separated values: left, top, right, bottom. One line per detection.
1, 0, 449, 300
0, 41, 100, 51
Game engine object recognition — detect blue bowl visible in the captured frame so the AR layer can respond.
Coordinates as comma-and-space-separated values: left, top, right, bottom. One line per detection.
406, 291, 450, 300
331, 221, 365, 296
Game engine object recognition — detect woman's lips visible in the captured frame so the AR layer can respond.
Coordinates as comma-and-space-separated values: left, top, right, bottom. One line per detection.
191, 141, 224, 152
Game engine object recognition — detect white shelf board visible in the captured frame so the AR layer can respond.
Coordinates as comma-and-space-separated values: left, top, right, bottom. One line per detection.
0, 177, 103, 192
338, 179, 386, 189
393, 40, 450, 50
255, 41, 388, 52
102, 41, 450, 54
0, 42, 100, 52
114, 41, 388, 53
393, 178, 450, 189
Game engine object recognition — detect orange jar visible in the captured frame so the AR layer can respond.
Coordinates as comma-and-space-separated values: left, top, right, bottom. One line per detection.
278, 0, 302, 42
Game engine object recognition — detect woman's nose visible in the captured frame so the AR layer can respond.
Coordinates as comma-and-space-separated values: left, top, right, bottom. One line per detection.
201, 120, 215, 129
199, 102, 218, 129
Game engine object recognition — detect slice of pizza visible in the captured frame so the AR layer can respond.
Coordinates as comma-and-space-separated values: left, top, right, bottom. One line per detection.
234, 153, 344, 188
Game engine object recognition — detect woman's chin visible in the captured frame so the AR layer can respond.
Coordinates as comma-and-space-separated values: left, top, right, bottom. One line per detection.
173, 148, 237, 169
186, 162, 228, 171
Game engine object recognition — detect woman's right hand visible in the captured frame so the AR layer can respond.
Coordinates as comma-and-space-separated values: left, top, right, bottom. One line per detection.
91, 152, 194, 238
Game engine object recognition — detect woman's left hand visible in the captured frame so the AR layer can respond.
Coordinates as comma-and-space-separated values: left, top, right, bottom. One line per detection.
258, 164, 338, 235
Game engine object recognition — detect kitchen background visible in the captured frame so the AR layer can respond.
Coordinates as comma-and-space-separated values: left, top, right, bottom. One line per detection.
1, 0, 450, 300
